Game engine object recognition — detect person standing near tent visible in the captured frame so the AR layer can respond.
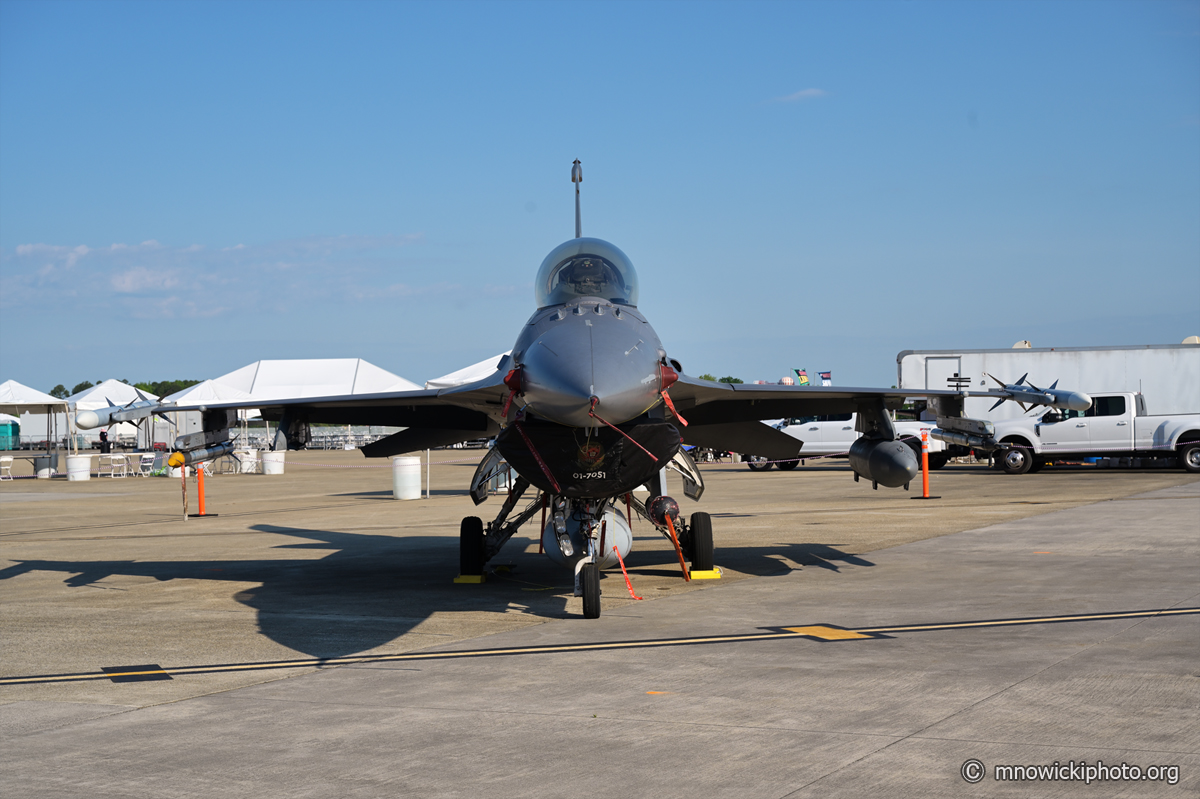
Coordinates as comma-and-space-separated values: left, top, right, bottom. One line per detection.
99, 429, 110, 454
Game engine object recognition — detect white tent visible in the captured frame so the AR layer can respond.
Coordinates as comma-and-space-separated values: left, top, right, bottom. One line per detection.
425, 352, 511, 390
214, 358, 420, 400
0, 379, 69, 457
0, 379, 67, 414
68, 379, 159, 409
154, 380, 259, 445
161, 379, 254, 406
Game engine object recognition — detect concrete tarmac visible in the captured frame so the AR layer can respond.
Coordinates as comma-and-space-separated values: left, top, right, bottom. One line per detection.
1, 454, 1197, 796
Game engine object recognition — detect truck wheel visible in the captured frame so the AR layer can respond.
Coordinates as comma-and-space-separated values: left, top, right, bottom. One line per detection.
743, 455, 773, 471
1180, 442, 1200, 473
999, 445, 1033, 475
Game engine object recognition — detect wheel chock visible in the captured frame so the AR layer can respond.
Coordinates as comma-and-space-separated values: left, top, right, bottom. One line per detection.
454, 574, 486, 584
688, 567, 722, 580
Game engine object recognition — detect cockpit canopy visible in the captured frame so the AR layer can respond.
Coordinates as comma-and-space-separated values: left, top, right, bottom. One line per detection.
534, 237, 639, 308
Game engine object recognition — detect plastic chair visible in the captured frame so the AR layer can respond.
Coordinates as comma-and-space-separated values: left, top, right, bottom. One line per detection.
137, 453, 155, 476
0, 456, 12, 480
108, 454, 128, 478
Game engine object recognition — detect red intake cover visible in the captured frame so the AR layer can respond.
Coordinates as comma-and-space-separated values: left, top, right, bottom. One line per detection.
659, 363, 679, 390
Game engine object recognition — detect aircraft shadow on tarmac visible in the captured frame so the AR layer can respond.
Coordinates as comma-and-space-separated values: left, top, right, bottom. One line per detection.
0, 525, 872, 659
625, 541, 874, 577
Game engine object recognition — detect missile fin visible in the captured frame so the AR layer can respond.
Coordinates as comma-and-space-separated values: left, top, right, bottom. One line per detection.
988, 397, 1007, 412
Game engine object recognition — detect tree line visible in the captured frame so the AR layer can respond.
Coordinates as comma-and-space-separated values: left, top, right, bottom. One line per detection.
48, 379, 202, 399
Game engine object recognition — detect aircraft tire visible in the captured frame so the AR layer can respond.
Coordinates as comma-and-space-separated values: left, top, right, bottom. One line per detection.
688, 512, 714, 571
999, 443, 1034, 475
776, 458, 800, 471
1028, 457, 1046, 473
1179, 442, 1200, 473
744, 455, 773, 471
581, 563, 601, 619
928, 454, 950, 471
460, 516, 485, 575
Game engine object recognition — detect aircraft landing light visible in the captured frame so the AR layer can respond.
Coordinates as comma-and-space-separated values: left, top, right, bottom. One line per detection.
4, 607, 1195, 687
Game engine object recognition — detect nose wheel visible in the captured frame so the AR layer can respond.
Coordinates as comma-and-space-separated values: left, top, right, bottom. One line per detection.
580, 562, 601, 619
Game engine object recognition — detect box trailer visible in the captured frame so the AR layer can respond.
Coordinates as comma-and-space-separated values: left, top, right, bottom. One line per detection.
897, 344, 1199, 421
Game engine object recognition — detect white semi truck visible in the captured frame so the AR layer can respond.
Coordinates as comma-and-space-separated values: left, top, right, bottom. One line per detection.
898, 344, 1200, 473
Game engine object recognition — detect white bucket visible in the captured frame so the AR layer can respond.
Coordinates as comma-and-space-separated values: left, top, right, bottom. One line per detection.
168, 465, 192, 478
66, 455, 92, 482
33, 456, 55, 479
262, 451, 286, 475
236, 450, 258, 473
392, 455, 421, 500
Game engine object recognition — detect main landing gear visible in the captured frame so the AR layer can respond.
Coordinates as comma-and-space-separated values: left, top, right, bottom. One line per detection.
458, 488, 715, 620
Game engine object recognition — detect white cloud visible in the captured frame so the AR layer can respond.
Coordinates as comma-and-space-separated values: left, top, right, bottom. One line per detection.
111, 266, 180, 293
773, 88, 828, 103
1, 232, 432, 317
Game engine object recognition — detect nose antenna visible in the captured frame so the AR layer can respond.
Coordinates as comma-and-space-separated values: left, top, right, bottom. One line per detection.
571, 159, 583, 238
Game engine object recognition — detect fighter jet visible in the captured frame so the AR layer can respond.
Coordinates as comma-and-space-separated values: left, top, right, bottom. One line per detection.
80, 161, 1089, 618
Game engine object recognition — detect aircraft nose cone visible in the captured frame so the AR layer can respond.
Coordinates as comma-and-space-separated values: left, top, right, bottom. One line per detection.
520, 313, 662, 428
522, 326, 597, 428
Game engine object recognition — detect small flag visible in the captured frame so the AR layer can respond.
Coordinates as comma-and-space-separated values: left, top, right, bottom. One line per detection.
820, 371, 832, 386
794, 369, 809, 386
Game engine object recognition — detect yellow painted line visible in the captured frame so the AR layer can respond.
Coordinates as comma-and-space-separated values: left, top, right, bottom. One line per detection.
4, 608, 1196, 686
859, 608, 1199, 634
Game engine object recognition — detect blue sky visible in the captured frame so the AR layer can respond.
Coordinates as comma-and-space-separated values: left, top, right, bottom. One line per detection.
2, 0, 1197, 392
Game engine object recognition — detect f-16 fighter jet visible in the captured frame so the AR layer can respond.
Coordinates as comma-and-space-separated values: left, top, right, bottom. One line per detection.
84, 161, 1090, 618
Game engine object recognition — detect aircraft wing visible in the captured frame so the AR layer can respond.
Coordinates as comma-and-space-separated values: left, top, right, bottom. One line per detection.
669, 374, 964, 423
173, 366, 512, 457
667, 375, 970, 459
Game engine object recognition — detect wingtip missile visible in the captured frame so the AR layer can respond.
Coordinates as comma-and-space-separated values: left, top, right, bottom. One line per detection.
75, 399, 174, 429
976, 375, 1092, 413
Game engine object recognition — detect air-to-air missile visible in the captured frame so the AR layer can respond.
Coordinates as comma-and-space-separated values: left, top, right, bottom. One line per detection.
74, 393, 174, 430
983, 373, 1091, 413
929, 375, 1092, 453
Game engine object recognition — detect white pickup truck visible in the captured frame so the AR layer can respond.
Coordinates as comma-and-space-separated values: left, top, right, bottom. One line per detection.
743, 413, 950, 471
992, 392, 1200, 474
